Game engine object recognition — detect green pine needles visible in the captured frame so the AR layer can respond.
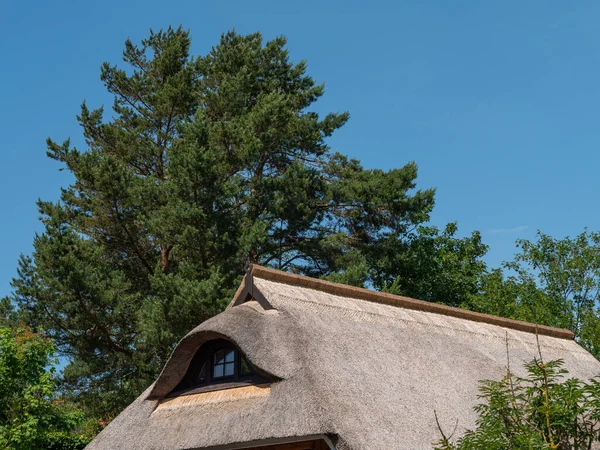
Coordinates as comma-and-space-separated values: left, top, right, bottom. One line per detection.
2, 26, 487, 418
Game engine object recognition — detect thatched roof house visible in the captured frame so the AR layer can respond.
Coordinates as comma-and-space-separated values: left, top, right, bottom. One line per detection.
87, 265, 600, 450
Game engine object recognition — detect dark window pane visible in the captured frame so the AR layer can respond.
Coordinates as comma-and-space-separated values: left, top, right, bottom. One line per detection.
214, 350, 225, 365
194, 362, 207, 384
240, 356, 254, 375
172, 340, 268, 395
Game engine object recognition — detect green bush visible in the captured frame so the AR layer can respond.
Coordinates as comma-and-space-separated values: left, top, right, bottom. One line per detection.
435, 353, 600, 450
0, 326, 95, 450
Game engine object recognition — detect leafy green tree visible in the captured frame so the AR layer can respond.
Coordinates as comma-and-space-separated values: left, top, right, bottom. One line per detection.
434, 355, 600, 450
0, 326, 94, 450
470, 230, 600, 358
379, 223, 487, 307
4, 27, 487, 415
322, 222, 488, 307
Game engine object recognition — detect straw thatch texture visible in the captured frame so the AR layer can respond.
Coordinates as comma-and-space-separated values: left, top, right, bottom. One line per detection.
87, 266, 600, 450
157, 384, 272, 410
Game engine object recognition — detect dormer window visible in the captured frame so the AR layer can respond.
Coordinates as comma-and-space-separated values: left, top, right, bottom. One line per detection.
213, 347, 235, 379
169, 339, 269, 396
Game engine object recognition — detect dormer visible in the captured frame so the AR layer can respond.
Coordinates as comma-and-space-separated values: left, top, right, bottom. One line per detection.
168, 338, 272, 397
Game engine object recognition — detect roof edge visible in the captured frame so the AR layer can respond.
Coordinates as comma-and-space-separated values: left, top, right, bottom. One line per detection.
247, 265, 575, 341
229, 269, 273, 310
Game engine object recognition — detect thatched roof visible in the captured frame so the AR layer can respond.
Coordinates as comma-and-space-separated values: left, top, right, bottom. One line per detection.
87, 265, 600, 450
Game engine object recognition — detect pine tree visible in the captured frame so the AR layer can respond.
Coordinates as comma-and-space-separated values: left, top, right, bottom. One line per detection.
5, 27, 486, 415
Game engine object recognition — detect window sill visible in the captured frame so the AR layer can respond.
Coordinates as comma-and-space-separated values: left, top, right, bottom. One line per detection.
167, 375, 271, 398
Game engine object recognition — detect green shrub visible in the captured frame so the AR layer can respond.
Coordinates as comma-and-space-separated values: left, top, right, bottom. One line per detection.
435, 353, 600, 449
0, 326, 95, 450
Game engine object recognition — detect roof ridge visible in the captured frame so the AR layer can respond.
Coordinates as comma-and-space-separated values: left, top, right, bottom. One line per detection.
248, 265, 575, 341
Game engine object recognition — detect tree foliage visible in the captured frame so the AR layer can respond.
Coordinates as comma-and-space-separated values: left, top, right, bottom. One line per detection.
470, 230, 600, 358
0, 326, 94, 450
2, 27, 489, 415
442, 230, 600, 448
380, 222, 487, 307
435, 355, 600, 450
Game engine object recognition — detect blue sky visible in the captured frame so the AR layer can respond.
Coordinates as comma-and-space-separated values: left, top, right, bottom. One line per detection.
1, 1, 599, 297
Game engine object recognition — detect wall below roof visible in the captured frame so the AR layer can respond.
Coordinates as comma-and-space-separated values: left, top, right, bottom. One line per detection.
242, 438, 330, 449
192, 437, 335, 450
